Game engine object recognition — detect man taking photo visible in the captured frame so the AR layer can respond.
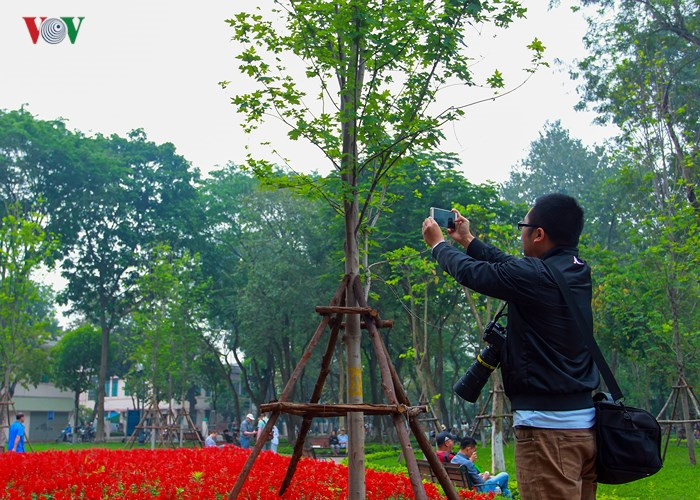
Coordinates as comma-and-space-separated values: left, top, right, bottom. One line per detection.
422, 193, 598, 500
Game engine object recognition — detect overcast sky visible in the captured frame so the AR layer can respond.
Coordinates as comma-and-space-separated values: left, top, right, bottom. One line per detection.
2, 0, 617, 187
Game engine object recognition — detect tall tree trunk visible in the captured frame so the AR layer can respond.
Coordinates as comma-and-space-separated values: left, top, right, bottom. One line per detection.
669, 283, 696, 465
96, 310, 110, 443
466, 291, 507, 469
337, 340, 346, 431
340, 12, 365, 497
187, 386, 197, 424
491, 372, 506, 472
74, 390, 80, 444
150, 390, 157, 450
435, 325, 449, 427
1, 370, 10, 447
365, 343, 382, 442
344, 216, 365, 498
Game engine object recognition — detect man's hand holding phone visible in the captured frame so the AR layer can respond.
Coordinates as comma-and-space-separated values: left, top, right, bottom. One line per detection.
447, 209, 473, 249
423, 208, 474, 250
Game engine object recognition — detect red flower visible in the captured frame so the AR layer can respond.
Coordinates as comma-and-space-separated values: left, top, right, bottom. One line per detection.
0, 447, 494, 499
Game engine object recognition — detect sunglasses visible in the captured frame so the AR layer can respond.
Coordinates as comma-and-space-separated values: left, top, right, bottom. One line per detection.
517, 222, 541, 231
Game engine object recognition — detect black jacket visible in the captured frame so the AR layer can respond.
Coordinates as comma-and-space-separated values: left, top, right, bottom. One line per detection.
433, 239, 599, 411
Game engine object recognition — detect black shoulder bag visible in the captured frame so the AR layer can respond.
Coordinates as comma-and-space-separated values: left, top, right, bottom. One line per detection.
543, 261, 663, 484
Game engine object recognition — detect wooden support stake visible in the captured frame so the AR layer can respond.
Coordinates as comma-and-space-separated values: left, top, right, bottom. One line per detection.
315, 306, 377, 317
377, 318, 461, 500
261, 402, 426, 417
340, 320, 393, 329
228, 276, 349, 500
353, 277, 427, 500
228, 411, 282, 500
279, 311, 344, 496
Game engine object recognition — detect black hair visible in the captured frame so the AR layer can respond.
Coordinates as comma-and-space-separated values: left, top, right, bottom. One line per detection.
16, 413, 24, 420
529, 193, 584, 247
459, 435, 477, 449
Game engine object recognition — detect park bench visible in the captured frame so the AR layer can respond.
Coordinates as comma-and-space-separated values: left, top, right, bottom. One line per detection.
308, 435, 344, 456
308, 436, 330, 449
416, 459, 474, 490
301, 447, 335, 461
182, 430, 203, 445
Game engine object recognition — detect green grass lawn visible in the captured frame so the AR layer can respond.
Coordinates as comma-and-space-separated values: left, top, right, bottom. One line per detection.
26, 440, 201, 452
364, 441, 699, 499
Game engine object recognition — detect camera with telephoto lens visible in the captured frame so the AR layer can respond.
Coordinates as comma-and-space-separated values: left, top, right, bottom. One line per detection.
453, 314, 507, 403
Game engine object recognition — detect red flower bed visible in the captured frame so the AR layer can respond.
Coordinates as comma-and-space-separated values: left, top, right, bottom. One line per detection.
0, 447, 493, 499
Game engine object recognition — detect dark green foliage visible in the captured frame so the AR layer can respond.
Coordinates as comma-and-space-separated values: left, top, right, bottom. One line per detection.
51, 324, 101, 396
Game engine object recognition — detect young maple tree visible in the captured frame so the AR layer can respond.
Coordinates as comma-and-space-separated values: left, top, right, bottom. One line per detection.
224, 1, 544, 494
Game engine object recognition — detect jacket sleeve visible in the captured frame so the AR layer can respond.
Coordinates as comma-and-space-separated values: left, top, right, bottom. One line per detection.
466, 238, 517, 264
432, 240, 546, 303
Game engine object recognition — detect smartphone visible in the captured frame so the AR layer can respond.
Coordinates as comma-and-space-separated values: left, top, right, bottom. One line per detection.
430, 207, 456, 230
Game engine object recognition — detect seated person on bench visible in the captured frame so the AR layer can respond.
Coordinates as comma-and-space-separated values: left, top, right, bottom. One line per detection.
451, 436, 512, 498
204, 430, 223, 448
337, 428, 348, 452
329, 430, 341, 455
435, 431, 458, 463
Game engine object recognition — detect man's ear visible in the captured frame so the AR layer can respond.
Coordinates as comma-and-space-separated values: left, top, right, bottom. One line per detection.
534, 228, 547, 242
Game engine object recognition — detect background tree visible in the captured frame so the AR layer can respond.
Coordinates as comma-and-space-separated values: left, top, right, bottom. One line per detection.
50, 324, 101, 443
576, 0, 699, 463
127, 244, 208, 448
198, 164, 340, 442
0, 206, 57, 447
367, 159, 520, 471
501, 120, 626, 247
58, 131, 200, 441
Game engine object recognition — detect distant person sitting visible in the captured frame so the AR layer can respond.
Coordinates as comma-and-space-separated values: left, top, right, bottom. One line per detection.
435, 431, 457, 463
222, 428, 234, 444
337, 428, 348, 452
451, 436, 512, 498
204, 430, 222, 448
329, 430, 340, 456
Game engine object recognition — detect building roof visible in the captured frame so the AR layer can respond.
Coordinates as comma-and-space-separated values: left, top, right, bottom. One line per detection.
13, 396, 74, 412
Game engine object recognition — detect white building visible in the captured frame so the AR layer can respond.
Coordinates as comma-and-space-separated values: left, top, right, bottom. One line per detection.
9, 381, 75, 442
79, 366, 250, 436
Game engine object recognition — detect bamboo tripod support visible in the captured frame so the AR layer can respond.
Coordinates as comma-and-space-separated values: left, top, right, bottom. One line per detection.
125, 400, 202, 449
656, 374, 699, 464
174, 408, 203, 447
469, 387, 512, 438
227, 275, 460, 500
398, 394, 441, 465
0, 390, 32, 452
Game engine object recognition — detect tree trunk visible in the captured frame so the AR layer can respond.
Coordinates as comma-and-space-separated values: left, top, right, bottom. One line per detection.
365, 343, 382, 442
337, 340, 346, 431
435, 325, 449, 427
187, 386, 197, 424
96, 313, 110, 442
338, 5, 366, 496
670, 283, 696, 465
342, 165, 364, 497
74, 390, 80, 444
0, 370, 10, 447
491, 372, 506, 472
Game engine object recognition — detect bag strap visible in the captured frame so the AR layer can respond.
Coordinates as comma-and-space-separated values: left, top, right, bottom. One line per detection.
541, 260, 624, 402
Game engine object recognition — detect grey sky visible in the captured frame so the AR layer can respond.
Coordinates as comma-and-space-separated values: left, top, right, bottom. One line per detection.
2, 1, 616, 186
